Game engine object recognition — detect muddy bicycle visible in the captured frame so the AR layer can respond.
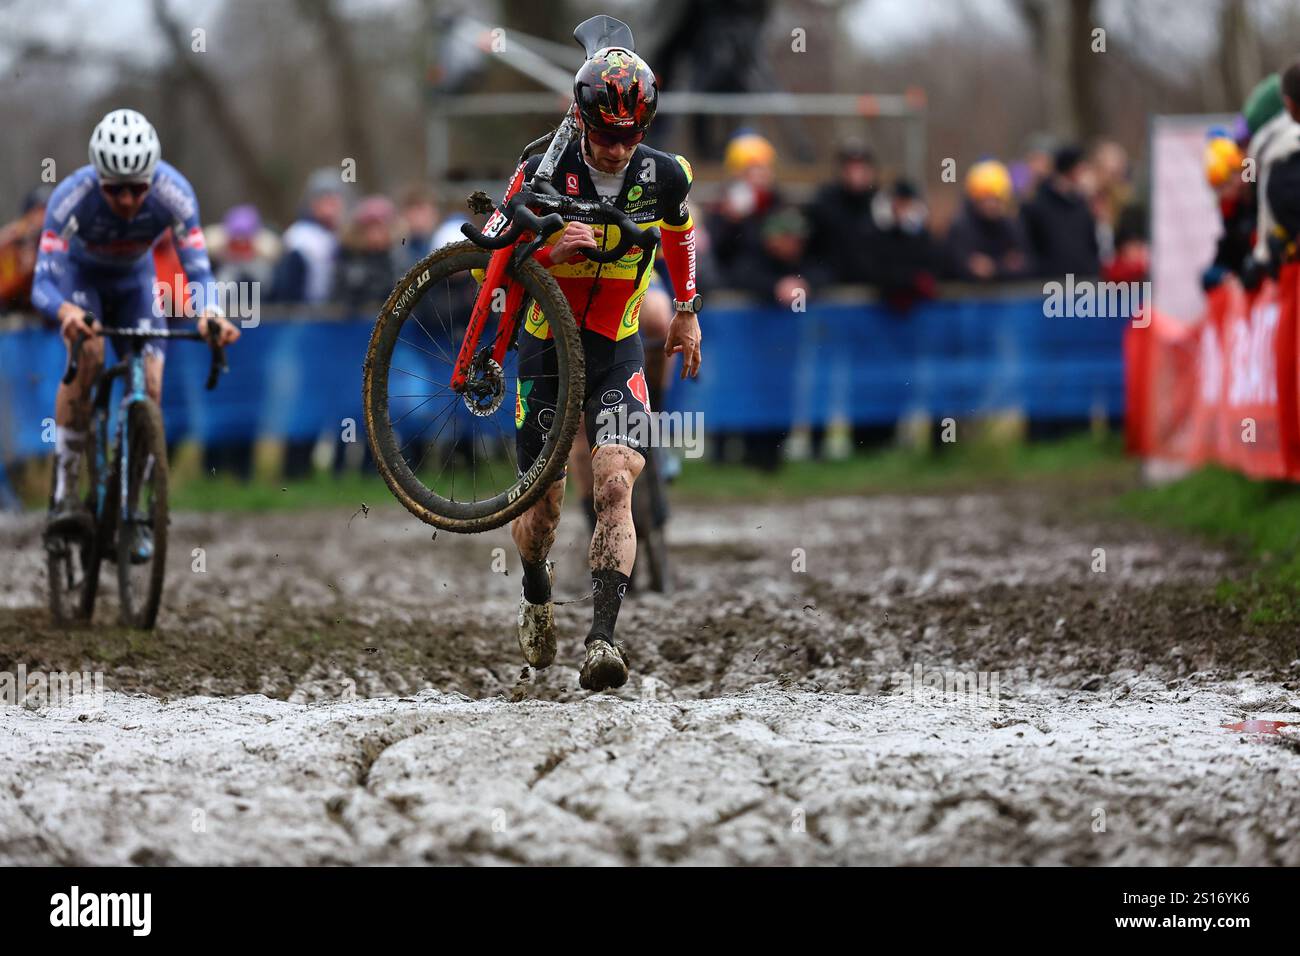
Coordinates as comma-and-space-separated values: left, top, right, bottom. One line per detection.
45, 317, 228, 629
362, 23, 668, 534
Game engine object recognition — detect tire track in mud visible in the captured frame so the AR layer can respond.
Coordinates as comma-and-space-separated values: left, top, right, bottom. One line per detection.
3, 683, 1296, 865
1, 486, 1299, 864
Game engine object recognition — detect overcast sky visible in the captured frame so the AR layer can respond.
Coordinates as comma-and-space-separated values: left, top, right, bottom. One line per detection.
0, 0, 1230, 83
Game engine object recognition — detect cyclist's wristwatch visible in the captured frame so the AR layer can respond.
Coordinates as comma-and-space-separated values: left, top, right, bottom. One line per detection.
673, 294, 703, 315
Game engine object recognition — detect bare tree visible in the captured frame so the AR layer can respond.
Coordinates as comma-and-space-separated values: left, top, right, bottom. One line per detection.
1015, 0, 1102, 142
1218, 0, 1261, 110
294, 0, 383, 191
150, 0, 280, 213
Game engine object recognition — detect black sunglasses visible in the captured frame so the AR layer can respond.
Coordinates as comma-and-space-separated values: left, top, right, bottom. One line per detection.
101, 182, 150, 199
586, 127, 644, 149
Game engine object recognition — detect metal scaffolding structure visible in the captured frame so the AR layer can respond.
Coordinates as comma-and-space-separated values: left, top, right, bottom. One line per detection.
425, 20, 927, 195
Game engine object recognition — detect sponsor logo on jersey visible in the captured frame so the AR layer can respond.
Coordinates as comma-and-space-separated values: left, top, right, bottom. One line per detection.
622, 293, 643, 328
681, 226, 697, 292
515, 378, 534, 429
53, 177, 95, 223
601, 388, 623, 406
627, 184, 643, 201
175, 226, 206, 250
39, 230, 69, 254
566, 173, 580, 196
675, 155, 694, 184
83, 238, 152, 257
152, 173, 196, 221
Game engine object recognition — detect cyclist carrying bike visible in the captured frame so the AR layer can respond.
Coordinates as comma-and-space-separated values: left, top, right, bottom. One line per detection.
512, 45, 703, 691
32, 109, 240, 538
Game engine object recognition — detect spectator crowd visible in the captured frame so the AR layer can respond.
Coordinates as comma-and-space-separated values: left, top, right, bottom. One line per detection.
0, 123, 1152, 320
1201, 59, 1300, 294
0, 126, 1153, 321
700, 129, 1148, 316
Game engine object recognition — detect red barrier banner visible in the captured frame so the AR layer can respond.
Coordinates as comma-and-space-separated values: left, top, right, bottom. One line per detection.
1127, 272, 1300, 480
1220, 279, 1288, 478
1278, 262, 1300, 477
1125, 305, 1200, 462
1188, 292, 1224, 467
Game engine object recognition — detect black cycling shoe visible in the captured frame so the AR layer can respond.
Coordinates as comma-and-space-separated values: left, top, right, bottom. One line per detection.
579, 639, 630, 691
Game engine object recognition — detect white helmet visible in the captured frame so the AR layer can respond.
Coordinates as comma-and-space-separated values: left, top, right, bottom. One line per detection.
88, 109, 161, 183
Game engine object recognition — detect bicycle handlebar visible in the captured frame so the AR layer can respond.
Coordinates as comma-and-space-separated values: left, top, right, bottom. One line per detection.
61, 313, 229, 390
461, 202, 565, 251
461, 188, 662, 265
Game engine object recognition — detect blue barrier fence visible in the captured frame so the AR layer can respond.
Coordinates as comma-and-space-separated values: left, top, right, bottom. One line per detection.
0, 296, 1126, 465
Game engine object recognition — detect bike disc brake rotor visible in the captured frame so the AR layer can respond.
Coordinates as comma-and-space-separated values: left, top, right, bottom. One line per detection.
462, 349, 505, 418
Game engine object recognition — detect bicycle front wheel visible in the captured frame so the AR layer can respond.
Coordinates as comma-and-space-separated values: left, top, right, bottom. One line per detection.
117, 400, 169, 629
363, 241, 584, 533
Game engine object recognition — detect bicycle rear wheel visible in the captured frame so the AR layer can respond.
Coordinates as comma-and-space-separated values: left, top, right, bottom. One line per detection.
117, 400, 169, 629
45, 440, 102, 624
363, 240, 584, 533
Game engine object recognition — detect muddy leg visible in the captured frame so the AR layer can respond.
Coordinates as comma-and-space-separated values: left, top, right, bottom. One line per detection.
512, 477, 565, 600
586, 444, 643, 645
52, 335, 105, 506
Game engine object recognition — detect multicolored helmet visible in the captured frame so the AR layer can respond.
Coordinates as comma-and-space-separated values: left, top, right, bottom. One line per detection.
573, 47, 658, 133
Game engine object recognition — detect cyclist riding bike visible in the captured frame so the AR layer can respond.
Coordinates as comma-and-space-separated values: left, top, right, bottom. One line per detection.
33, 109, 240, 539
511, 45, 703, 691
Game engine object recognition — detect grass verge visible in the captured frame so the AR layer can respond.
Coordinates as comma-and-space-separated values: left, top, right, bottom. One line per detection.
160, 432, 1131, 512
1119, 466, 1300, 627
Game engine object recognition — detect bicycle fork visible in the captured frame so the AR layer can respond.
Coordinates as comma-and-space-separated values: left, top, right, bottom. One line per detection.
451, 160, 533, 393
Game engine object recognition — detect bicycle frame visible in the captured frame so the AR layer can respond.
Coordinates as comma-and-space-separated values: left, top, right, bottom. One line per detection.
63, 321, 227, 529
68, 344, 155, 538
451, 111, 663, 393
450, 159, 537, 393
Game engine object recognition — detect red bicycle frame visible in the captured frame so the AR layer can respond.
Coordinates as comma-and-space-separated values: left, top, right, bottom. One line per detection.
449, 162, 532, 392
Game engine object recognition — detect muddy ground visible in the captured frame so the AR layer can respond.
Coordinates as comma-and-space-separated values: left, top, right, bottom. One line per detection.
1, 480, 1298, 865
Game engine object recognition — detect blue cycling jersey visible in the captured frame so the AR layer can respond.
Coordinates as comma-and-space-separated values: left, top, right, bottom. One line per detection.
31, 161, 216, 322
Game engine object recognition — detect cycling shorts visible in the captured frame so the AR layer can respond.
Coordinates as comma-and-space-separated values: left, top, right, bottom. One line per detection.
515, 327, 652, 481
54, 259, 168, 361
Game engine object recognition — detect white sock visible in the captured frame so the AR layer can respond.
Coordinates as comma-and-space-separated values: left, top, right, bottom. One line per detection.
54, 426, 87, 504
